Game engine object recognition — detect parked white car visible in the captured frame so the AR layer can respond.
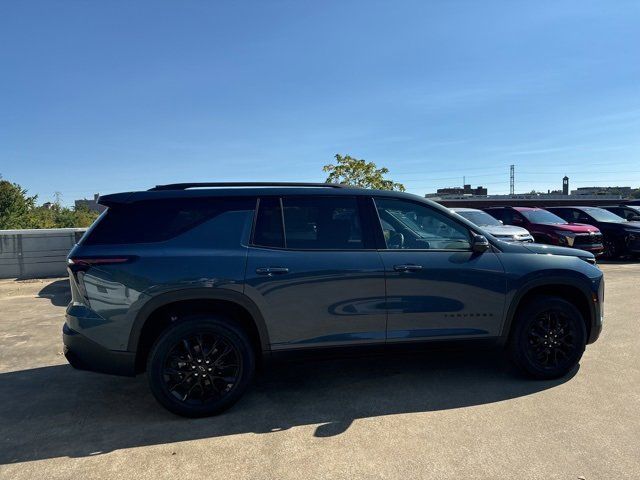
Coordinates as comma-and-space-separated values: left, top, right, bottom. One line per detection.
451, 207, 534, 242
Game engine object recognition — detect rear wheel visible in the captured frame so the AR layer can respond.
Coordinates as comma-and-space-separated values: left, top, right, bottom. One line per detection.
147, 315, 255, 417
508, 296, 586, 379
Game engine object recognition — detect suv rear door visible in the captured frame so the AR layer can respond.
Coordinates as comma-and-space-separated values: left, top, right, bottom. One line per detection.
373, 197, 506, 341
244, 195, 386, 350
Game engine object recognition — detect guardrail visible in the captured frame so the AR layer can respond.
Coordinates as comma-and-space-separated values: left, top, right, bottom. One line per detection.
0, 228, 86, 279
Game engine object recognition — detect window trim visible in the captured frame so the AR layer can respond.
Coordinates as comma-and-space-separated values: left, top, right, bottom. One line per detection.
249, 195, 377, 252
371, 196, 475, 252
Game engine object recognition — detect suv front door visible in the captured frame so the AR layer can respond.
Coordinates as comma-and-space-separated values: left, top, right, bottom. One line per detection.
373, 197, 506, 341
244, 195, 387, 350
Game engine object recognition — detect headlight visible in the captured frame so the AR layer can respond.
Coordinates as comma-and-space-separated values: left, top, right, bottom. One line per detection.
555, 230, 577, 246
580, 256, 598, 267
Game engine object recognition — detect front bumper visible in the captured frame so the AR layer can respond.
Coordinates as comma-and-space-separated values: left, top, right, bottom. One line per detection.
63, 323, 135, 376
587, 279, 605, 345
625, 235, 640, 253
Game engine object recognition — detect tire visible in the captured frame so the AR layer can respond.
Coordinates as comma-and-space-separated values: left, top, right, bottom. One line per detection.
147, 314, 255, 417
603, 238, 620, 259
508, 296, 586, 379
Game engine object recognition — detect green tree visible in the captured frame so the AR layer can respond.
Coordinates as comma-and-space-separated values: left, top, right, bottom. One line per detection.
323, 154, 405, 191
0, 180, 38, 229
0, 177, 100, 229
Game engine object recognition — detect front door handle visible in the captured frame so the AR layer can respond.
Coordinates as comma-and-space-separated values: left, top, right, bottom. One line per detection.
393, 264, 423, 272
256, 266, 289, 276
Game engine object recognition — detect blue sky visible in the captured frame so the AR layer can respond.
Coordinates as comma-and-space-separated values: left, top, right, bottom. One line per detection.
1, 1, 639, 205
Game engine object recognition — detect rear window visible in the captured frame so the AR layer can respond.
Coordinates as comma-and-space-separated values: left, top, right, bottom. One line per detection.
82, 197, 256, 245
252, 196, 365, 250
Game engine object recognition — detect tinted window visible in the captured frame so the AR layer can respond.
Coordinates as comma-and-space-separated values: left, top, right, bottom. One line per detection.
282, 197, 364, 249
82, 197, 256, 245
454, 210, 502, 227
552, 208, 591, 223
582, 207, 626, 223
518, 209, 567, 224
253, 197, 285, 248
485, 209, 507, 223
375, 198, 471, 250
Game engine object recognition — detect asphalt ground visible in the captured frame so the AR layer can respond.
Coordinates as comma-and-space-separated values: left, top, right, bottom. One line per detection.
1, 261, 638, 479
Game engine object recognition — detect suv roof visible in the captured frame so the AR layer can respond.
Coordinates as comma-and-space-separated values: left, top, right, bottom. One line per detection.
98, 184, 424, 207
148, 182, 350, 191
485, 206, 541, 211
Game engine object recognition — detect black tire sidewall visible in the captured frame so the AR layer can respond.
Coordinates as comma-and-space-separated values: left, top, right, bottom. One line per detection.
509, 296, 587, 379
147, 315, 255, 417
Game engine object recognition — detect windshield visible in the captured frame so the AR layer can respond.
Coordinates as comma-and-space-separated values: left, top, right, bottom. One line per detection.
519, 209, 567, 224
627, 205, 640, 214
455, 210, 502, 227
582, 207, 626, 223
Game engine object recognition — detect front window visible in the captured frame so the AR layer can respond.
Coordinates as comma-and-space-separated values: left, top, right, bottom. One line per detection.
455, 210, 503, 227
375, 198, 471, 250
518, 209, 567, 224
581, 207, 626, 223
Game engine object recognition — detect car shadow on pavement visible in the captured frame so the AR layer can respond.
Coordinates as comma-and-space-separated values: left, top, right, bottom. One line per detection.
36, 279, 71, 307
0, 348, 576, 465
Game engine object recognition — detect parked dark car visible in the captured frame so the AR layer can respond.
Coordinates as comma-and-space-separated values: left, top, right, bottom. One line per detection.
483, 206, 604, 256
64, 183, 604, 417
546, 206, 640, 258
601, 205, 640, 222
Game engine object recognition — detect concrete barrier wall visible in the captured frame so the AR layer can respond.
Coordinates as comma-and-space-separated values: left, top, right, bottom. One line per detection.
0, 228, 86, 279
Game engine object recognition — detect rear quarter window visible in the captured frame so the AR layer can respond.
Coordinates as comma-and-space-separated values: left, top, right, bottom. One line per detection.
82, 197, 256, 245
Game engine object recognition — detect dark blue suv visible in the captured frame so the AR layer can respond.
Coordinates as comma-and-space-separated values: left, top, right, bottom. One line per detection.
64, 183, 604, 417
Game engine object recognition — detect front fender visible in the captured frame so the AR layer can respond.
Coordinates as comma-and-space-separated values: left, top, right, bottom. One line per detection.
500, 273, 601, 344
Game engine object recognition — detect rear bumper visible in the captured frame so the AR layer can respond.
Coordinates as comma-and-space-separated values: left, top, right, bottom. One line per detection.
63, 323, 135, 376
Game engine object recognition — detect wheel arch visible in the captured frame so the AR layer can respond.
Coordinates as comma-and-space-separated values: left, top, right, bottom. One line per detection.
129, 289, 270, 373
501, 277, 596, 343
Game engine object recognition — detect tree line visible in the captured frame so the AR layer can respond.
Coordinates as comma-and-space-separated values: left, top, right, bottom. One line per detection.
0, 179, 100, 230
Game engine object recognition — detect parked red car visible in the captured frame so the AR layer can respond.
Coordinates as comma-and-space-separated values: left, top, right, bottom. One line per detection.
484, 206, 604, 255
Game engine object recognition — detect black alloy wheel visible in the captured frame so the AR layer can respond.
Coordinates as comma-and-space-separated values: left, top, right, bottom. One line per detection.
147, 315, 255, 417
162, 333, 241, 404
604, 238, 619, 259
524, 310, 577, 371
509, 295, 586, 379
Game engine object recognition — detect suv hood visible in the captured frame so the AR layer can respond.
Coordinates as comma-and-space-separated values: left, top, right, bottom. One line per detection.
481, 225, 531, 237
551, 223, 600, 234
522, 242, 594, 259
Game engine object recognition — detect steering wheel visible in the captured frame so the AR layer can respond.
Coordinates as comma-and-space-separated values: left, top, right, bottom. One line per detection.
388, 232, 405, 249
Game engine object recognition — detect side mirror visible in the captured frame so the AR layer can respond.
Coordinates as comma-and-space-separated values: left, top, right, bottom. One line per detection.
471, 234, 490, 253
499, 220, 504, 225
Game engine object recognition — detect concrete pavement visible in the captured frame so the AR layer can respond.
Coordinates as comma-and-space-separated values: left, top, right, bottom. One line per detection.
1, 263, 639, 479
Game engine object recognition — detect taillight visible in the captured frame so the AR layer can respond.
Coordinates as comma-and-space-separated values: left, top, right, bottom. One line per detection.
67, 256, 136, 274
68, 257, 132, 266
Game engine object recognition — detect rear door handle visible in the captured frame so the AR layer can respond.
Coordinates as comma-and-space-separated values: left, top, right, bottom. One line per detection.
256, 266, 289, 276
393, 264, 423, 272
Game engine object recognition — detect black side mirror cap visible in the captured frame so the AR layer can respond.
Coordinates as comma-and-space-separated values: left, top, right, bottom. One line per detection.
472, 234, 490, 253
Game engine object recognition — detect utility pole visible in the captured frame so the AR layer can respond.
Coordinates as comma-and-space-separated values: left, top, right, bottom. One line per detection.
509, 165, 515, 196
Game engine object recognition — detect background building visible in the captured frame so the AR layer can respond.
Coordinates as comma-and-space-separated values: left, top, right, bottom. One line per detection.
426, 184, 488, 199
74, 194, 106, 213
571, 186, 632, 197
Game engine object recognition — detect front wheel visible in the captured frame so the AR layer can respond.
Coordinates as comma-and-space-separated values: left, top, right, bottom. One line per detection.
508, 296, 586, 379
147, 315, 255, 417
603, 238, 620, 259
